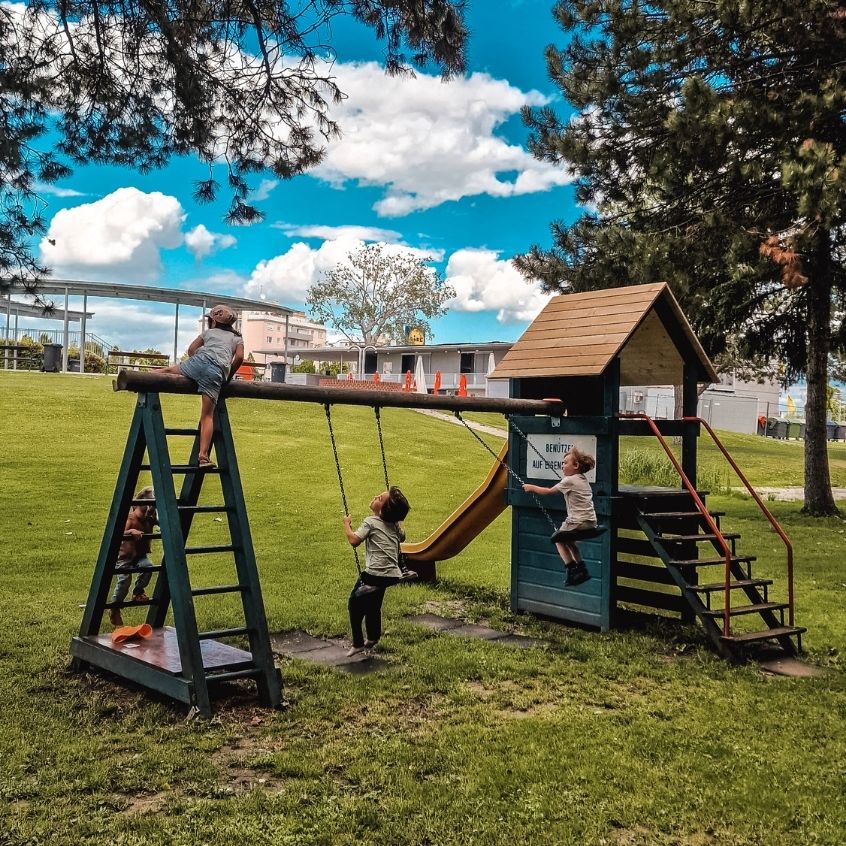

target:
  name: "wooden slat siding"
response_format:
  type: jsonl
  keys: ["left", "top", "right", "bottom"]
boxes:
{"left": 504, "top": 333, "right": 632, "bottom": 350}
{"left": 495, "top": 363, "right": 608, "bottom": 377}
{"left": 538, "top": 285, "right": 664, "bottom": 313}
{"left": 500, "top": 343, "right": 621, "bottom": 362}
{"left": 618, "top": 309, "right": 684, "bottom": 386}
{"left": 517, "top": 321, "right": 638, "bottom": 339}
{"left": 529, "top": 301, "right": 659, "bottom": 324}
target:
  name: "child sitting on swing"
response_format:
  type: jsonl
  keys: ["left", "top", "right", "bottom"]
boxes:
{"left": 523, "top": 447, "right": 597, "bottom": 587}
{"left": 342, "top": 486, "right": 415, "bottom": 656}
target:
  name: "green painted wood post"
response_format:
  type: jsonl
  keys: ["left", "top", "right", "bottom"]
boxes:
{"left": 74, "top": 401, "right": 146, "bottom": 647}
{"left": 213, "top": 401, "right": 282, "bottom": 708}
{"left": 682, "top": 364, "right": 699, "bottom": 489}
{"left": 142, "top": 393, "right": 211, "bottom": 716}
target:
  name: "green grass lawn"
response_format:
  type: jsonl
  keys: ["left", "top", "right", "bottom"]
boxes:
{"left": 2, "top": 372, "right": 845, "bottom": 846}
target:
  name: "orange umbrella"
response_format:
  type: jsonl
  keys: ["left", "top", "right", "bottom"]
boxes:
{"left": 373, "top": 371, "right": 381, "bottom": 383}
{"left": 457, "top": 374, "right": 468, "bottom": 397}
{"left": 433, "top": 370, "right": 442, "bottom": 393}
{"left": 404, "top": 370, "right": 413, "bottom": 392}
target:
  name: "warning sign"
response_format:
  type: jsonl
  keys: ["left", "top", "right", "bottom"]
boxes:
{"left": 525, "top": 435, "right": 597, "bottom": 482}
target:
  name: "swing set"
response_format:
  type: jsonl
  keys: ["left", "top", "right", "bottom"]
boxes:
{"left": 71, "top": 371, "right": 562, "bottom": 716}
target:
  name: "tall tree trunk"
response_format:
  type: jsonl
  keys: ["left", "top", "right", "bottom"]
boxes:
{"left": 802, "top": 231, "right": 839, "bottom": 516}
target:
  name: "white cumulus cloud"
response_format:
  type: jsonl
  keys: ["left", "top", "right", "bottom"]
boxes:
{"left": 39, "top": 187, "right": 185, "bottom": 282}
{"left": 273, "top": 222, "right": 403, "bottom": 243}
{"left": 185, "top": 224, "right": 237, "bottom": 260}
{"left": 310, "top": 62, "right": 572, "bottom": 216}
{"left": 445, "top": 248, "right": 551, "bottom": 324}
{"left": 244, "top": 238, "right": 442, "bottom": 305}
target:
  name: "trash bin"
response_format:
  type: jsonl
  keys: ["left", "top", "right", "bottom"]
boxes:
{"left": 766, "top": 417, "right": 778, "bottom": 437}
{"left": 799, "top": 423, "right": 806, "bottom": 439}
{"left": 42, "top": 343, "right": 62, "bottom": 372}
{"left": 787, "top": 420, "right": 800, "bottom": 440}
{"left": 826, "top": 422, "right": 837, "bottom": 441}
{"left": 269, "top": 362, "right": 287, "bottom": 383}
{"left": 68, "top": 359, "right": 80, "bottom": 373}
{"left": 836, "top": 424, "right": 846, "bottom": 442}
{"left": 774, "top": 420, "right": 788, "bottom": 439}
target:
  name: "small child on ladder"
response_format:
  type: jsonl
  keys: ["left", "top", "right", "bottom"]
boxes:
{"left": 523, "top": 447, "right": 597, "bottom": 587}
{"left": 342, "top": 487, "right": 416, "bottom": 656}
{"left": 160, "top": 303, "right": 244, "bottom": 469}
{"left": 108, "top": 486, "right": 157, "bottom": 626}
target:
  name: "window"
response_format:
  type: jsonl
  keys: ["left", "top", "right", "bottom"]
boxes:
{"left": 401, "top": 354, "right": 415, "bottom": 374}
{"left": 460, "top": 352, "right": 475, "bottom": 374}
{"left": 266, "top": 336, "right": 273, "bottom": 344}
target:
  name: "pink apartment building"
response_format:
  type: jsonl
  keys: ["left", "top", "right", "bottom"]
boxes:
{"left": 225, "top": 310, "right": 328, "bottom": 363}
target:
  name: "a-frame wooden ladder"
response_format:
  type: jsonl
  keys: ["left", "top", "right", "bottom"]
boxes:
{"left": 70, "top": 392, "right": 282, "bottom": 717}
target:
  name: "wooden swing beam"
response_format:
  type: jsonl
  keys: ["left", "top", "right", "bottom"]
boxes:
{"left": 114, "top": 371, "right": 564, "bottom": 416}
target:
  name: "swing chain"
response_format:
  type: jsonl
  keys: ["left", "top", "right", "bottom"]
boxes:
{"left": 374, "top": 406, "right": 390, "bottom": 490}
{"left": 453, "top": 412, "right": 559, "bottom": 533}
{"left": 323, "top": 403, "right": 361, "bottom": 574}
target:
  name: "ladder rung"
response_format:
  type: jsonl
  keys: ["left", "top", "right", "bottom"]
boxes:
{"left": 702, "top": 602, "right": 788, "bottom": 618}
{"left": 111, "top": 564, "right": 164, "bottom": 575}
{"left": 690, "top": 578, "right": 773, "bottom": 593}
{"left": 184, "top": 544, "right": 237, "bottom": 555}
{"left": 721, "top": 625, "right": 806, "bottom": 644}
{"left": 659, "top": 533, "right": 740, "bottom": 543}
{"left": 191, "top": 585, "right": 247, "bottom": 596}
{"left": 177, "top": 505, "right": 230, "bottom": 513}
{"left": 139, "top": 464, "right": 220, "bottom": 474}
{"left": 131, "top": 498, "right": 158, "bottom": 506}
{"left": 205, "top": 668, "right": 262, "bottom": 684}
{"left": 670, "top": 556, "right": 755, "bottom": 567}
{"left": 104, "top": 597, "right": 155, "bottom": 609}
{"left": 165, "top": 428, "right": 199, "bottom": 436}
{"left": 140, "top": 532, "right": 162, "bottom": 540}
{"left": 199, "top": 627, "right": 251, "bottom": 640}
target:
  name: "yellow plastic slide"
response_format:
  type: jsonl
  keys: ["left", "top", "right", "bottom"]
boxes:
{"left": 402, "top": 444, "right": 508, "bottom": 564}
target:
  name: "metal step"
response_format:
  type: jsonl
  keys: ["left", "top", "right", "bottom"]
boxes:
{"left": 191, "top": 585, "right": 247, "bottom": 596}
{"left": 164, "top": 428, "right": 199, "bottom": 436}
{"left": 670, "top": 555, "right": 755, "bottom": 567}
{"left": 689, "top": 578, "right": 773, "bottom": 593}
{"left": 721, "top": 625, "right": 806, "bottom": 644}
{"left": 644, "top": 510, "right": 726, "bottom": 521}
{"left": 658, "top": 533, "right": 740, "bottom": 543}
{"left": 702, "top": 602, "right": 788, "bottom": 618}
{"left": 177, "top": 505, "right": 229, "bottom": 513}
{"left": 184, "top": 544, "right": 237, "bottom": 555}
{"left": 198, "top": 626, "right": 251, "bottom": 640}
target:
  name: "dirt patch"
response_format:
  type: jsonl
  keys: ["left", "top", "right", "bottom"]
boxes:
{"left": 422, "top": 598, "right": 468, "bottom": 618}
{"left": 120, "top": 792, "right": 173, "bottom": 815}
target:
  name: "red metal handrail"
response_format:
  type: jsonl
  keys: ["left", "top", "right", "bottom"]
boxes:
{"left": 684, "top": 416, "right": 794, "bottom": 628}
{"left": 618, "top": 413, "right": 735, "bottom": 636}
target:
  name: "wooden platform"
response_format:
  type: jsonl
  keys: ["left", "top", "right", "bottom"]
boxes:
{"left": 70, "top": 626, "right": 255, "bottom": 706}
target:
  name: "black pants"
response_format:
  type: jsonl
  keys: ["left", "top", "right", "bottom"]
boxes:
{"left": 348, "top": 572, "right": 401, "bottom": 647}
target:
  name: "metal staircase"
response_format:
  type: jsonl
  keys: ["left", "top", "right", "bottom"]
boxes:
{"left": 70, "top": 393, "right": 282, "bottom": 716}
{"left": 618, "top": 414, "right": 805, "bottom": 660}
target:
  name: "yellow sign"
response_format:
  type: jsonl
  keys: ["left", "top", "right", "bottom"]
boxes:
{"left": 407, "top": 327, "right": 425, "bottom": 345}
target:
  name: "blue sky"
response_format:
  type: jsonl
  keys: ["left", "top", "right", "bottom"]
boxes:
{"left": 20, "top": 1, "right": 582, "bottom": 354}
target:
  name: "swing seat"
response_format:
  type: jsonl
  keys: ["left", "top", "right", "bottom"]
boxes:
{"left": 549, "top": 525, "right": 607, "bottom": 545}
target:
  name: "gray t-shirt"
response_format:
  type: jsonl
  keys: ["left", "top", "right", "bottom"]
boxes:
{"left": 201, "top": 328, "right": 241, "bottom": 376}
{"left": 355, "top": 516, "right": 406, "bottom": 577}
{"left": 554, "top": 473, "right": 596, "bottom": 524}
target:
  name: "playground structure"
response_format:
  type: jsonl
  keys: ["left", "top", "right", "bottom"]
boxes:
{"left": 72, "top": 282, "right": 803, "bottom": 715}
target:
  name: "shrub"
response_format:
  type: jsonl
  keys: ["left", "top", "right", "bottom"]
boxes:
{"left": 619, "top": 448, "right": 727, "bottom": 494}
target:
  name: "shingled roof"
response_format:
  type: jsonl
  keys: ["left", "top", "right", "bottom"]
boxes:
{"left": 491, "top": 282, "right": 717, "bottom": 385}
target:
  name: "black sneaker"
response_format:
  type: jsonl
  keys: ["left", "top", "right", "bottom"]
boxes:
{"left": 565, "top": 564, "right": 590, "bottom": 587}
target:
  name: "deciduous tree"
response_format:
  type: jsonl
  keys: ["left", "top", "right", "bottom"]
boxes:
{"left": 307, "top": 243, "right": 454, "bottom": 346}
{"left": 0, "top": 0, "right": 467, "bottom": 295}
{"left": 517, "top": 0, "right": 846, "bottom": 515}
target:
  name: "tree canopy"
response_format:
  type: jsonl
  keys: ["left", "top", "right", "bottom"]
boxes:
{"left": 0, "top": 0, "right": 467, "bottom": 295}
{"left": 306, "top": 243, "right": 455, "bottom": 346}
{"left": 518, "top": 0, "right": 846, "bottom": 515}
